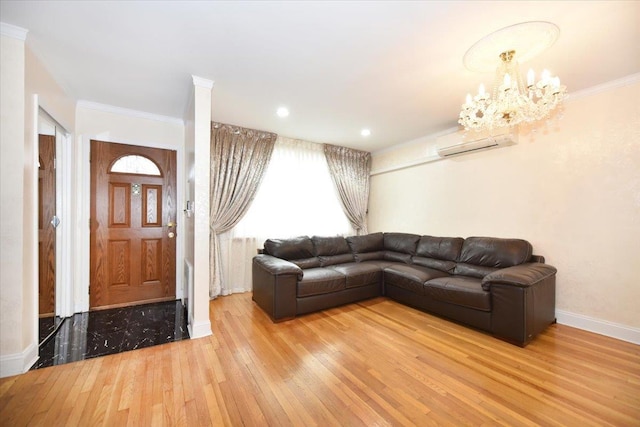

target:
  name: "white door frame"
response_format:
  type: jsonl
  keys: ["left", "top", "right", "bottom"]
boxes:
{"left": 38, "top": 107, "right": 74, "bottom": 318}
{"left": 78, "top": 135, "right": 185, "bottom": 312}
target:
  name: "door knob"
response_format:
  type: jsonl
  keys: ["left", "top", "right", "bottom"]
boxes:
{"left": 50, "top": 216, "right": 60, "bottom": 228}
{"left": 168, "top": 231, "right": 175, "bottom": 239}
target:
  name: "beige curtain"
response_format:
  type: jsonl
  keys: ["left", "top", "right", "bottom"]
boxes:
{"left": 323, "top": 144, "right": 371, "bottom": 235}
{"left": 210, "top": 122, "right": 276, "bottom": 298}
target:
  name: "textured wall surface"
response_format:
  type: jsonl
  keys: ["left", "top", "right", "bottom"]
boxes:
{"left": 369, "top": 79, "right": 640, "bottom": 328}
{"left": 0, "top": 34, "right": 26, "bottom": 357}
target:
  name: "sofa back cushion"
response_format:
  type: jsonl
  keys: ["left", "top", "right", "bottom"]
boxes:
{"left": 347, "top": 232, "right": 384, "bottom": 253}
{"left": 347, "top": 232, "right": 385, "bottom": 262}
{"left": 416, "top": 236, "right": 464, "bottom": 261}
{"left": 454, "top": 237, "right": 533, "bottom": 278}
{"left": 312, "top": 235, "right": 355, "bottom": 266}
{"left": 412, "top": 236, "right": 463, "bottom": 273}
{"left": 264, "top": 236, "right": 321, "bottom": 269}
{"left": 382, "top": 232, "right": 420, "bottom": 264}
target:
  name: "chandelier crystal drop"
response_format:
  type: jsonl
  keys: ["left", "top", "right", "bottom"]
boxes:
{"left": 458, "top": 49, "right": 566, "bottom": 131}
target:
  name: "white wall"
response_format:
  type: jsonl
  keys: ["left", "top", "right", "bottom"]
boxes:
{"left": 25, "top": 47, "right": 75, "bottom": 131}
{"left": 0, "top": 28, "right": 33, "bottom": 377}
{"left": 369, "top": 77, "right": 640, "bottom": 337}
{"left": 74, "top": 105, "right": 186, "bottom": 311}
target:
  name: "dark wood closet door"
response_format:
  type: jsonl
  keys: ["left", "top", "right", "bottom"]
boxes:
{"left": 38, "top": 134, "right": 56, "bottom": 316}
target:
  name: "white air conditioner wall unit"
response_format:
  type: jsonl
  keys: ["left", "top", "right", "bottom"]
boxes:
{"left": 436, "top": 127, "right": 518, "bottom": 158}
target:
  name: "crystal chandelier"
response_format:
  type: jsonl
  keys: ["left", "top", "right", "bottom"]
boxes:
{"left": 458, "top": 22, "right": 567, "bottom": 132}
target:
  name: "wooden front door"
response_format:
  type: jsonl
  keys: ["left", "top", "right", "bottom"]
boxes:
{"left": 90, "top": 140, "right": 177, "bottom": 309}
{"left": 38, "top": 134, "right": 56, "bottom": 316}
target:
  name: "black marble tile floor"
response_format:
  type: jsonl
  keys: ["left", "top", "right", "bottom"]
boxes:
{"left": 39, "top": 316, "right": 63, "bottom": 344}
{"left": 31, "top": 300, "right": 189, "bottom": 370}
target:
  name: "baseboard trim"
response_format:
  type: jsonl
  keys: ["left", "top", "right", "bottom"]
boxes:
{"left": 0, "top": 342, "right": 38, "bottom": 378}
{"left": 188, "top": 320, "right": 213, "bottom": 339}
{"left": 556, "top": 310, "right": 640, "bottom": 345}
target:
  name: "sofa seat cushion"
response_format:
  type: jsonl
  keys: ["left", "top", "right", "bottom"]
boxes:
{"left": 297, "top": 268, "right": 346, "bottom": 297}
{"left": 329, "top": 262, "right": 382, "bottom": 289}
{"left": 384, "top": 265, "right": 449, "bottom": 295}
{"left": 424, "top": 276, "right": 490, "bottom": 311}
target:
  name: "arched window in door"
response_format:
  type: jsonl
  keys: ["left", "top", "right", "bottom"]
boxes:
{"left": 109, "top": 155, "right": 161, "bottom": 176}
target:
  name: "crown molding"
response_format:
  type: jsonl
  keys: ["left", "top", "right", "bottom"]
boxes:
{"left": 192, "top": 75, "right": 214, "bottom": 89}
{"left": 566, "top": 72, "right": 640, "bottom": 102}
{"left": 77, "top": 100, "right": 184, "bottom": 126}
{"left": 0, "top": 22, "right": 29, "bottom": 40}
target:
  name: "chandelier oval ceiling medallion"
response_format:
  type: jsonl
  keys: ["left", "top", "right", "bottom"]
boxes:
{"left": 458, "top": 21, "right": 567, "bottom": 132}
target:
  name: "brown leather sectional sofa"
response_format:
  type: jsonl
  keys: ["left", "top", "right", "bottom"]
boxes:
{"left": 252, "top": 232, "right": 557, "bottom": 346}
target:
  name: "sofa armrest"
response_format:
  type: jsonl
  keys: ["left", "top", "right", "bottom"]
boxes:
{"left": 253, "top": 254, "right": 303, "bottom": 278}
{"left": 481, "top": 263, "right": 557, "bottom": 291}
{"left": 252, "top": 255, "right": 302, "bottom": 322}
{"left": 485, "top": 263, "right": 557, "bottom": 346}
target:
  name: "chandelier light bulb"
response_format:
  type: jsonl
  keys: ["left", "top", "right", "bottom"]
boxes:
{"left": 527, "top": 69, "right": 535, "bottom": 87}
{"left": 503, "top": 73, "right": 511, "bottom": 88}
{"left": 540, "top": 69, "right": 551, "bottom": 87}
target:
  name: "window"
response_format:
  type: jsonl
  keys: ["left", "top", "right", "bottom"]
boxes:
{"left": 110, "top": 155, "right": 161, "bottom": 176}
{"left": 233, "top": 137, "right": 353, "bottom": 238}
{"left": 217, "top": 137, "right": 354, "bottom": 295}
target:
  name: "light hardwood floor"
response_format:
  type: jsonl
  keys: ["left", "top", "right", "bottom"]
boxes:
{"left": 1, "top": 293, "right": 639, "bottom": 426}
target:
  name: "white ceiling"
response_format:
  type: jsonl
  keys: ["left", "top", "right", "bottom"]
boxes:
{"left": 2, "top": 1, "right": 638, "bottom": 152}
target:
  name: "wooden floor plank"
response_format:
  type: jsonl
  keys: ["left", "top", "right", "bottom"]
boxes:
{"left": 1, "top": 294, "right": 639, "bottom": 426}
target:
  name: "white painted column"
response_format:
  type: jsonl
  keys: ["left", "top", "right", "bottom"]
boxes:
{"left": 0, "top": 22, "right": 38, "bottom": 378}
{"left": 188, "top": 75, "right": 213, "bottom": 338}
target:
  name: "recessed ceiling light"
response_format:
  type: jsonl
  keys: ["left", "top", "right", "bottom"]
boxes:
{"left": 361, "top": 128, "right": 371, "bottom": 137}
{"left": 276, "top": 107, "right": 289, "bottom": 118}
